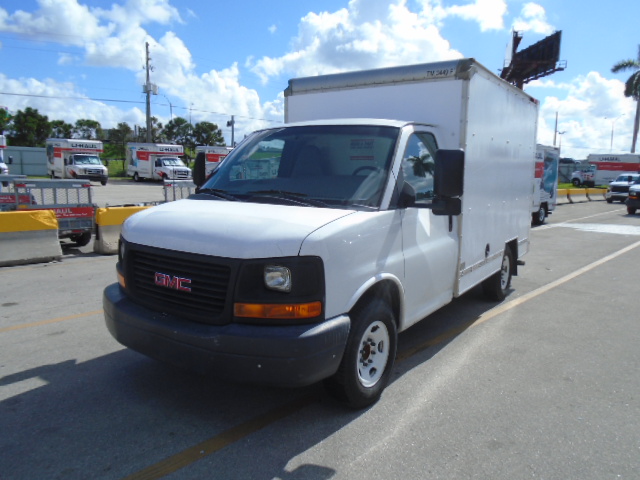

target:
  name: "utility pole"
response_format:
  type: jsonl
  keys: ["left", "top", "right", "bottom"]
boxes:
{"left": 227, "top": 115, "right": 235, "bottom": 147}
{"left": 143, "top": 42, "right": 158, "bottom": 143}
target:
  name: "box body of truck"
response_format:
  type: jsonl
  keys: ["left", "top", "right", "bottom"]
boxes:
{"left": 195, "top": 145, "right": 233, "bottom": 176}
{"left": 126, "top": 143, "right": 191, "bottom": 182}
{"left": 531, "top": 144, "right": 559, "bottom": 225}
{"left": 104, "top": 59, "right": 538, "bottom": 407}
{"left": 46, "top": 139, "right": 108, "bottom": 185}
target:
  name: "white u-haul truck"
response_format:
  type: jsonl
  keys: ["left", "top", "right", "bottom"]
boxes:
{"left": 46, "top": 139, "right": 108, "bottom": 185}
{"left": 531, "top": 144, "right": 559, "bottom": 225}
{"left": 195, "top": 145, "right": 233, "bottom": 176}
{"left": 571, "top": 153, "right": 640, "bottom": 187}
{"left": 104, "top": 59, "right": 538, "bottom": 408}
{"left": 126, "top": 143, "right": 191, "bottom": 182}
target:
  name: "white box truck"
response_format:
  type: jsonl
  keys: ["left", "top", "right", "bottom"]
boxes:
{"left": 531, "top": 144, "right": 559, "bottom": 225}
{"left": 571, "top": 153, "right": 640, "bottom": 187}
{"left": 46, "top": 139, "right": 108, "bottom": 185}
{"left": 126, "top": 143, "right": 191, "bottom": 182}
{"left": 104, "top": 59, "right": 538, "bottom": 408}
{"left": 195, "top": 145, "right": 233, "bottom": 176}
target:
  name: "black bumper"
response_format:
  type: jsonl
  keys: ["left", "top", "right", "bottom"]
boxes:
{"left": 103, "top": 283, "right": 350, "bottom": 387}
{"left": 626, "top": 197, "right": 640, "bottom": 208}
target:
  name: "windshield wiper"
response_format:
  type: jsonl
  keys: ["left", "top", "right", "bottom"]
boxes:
{"left": 195, "top": 188, "right": 239, "bottom": 201}
{"left": 247, "top": 190, "right": 328, "bottom": 208}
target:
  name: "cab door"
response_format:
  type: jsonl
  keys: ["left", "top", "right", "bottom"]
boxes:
{"left": 397, "top": 129, "right": 459, "bottom": 329}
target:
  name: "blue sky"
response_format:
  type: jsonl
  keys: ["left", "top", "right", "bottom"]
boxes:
{"left": 0, "top": 0, "right": 638, "bottom": 159}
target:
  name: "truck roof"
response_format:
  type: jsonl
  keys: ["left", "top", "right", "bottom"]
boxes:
{"left": 281, "top": 118, "right": 430, "bottom": 129}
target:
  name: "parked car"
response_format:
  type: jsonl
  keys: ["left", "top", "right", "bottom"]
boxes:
{"left": 625, "top": 178, "right": 640, "bottom": 214}
{"left": 605, "top": 173, "right": 640, "bottom": 203}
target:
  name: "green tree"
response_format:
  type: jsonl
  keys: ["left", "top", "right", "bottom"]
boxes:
{"left": 74, "top": 118, "right": 103, "bottom": 140}
{"left": 162, "top": 117, "right": 192, "bottom": 146}
{"left": 0, "top": 108, "right": 12, "bottom": 134}
{"left": 108, "top": 122, "right": 133, "bottom": 169}
{"left": 7, "top": 107, "right": 50, "bottom": 147}
{"left": 136, "top": 117, "right": 164, "bottom": 143}
{"left": 193, "top": 121, "right": 225, "bottom": 147}
{"left": 50, "top": 120, "right": 74, "bottom": 139}
{"left": 612, "top": 45, "right": 640, "bottom": 153}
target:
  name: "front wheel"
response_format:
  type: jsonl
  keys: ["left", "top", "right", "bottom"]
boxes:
{"left": 572, "top": 178, "right": 581, "bottom": 187}
{"left": 628, "top": 206, "right": 637, "bottom": 215}
{"left": 133, "top": 172, "right": 140, "bottom": 182}
{"left": 482, "top": 247, "right": 513, "bottom": 301}
{"left": 324, "top": 299, "right": 397, "bottom": 409}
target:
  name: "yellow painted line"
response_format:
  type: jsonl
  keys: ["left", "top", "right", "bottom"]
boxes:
{"left": 0, "top": 310, "right": 103, "bottom": 333}
{"left": 122, "top": 395, "right": 316, "bottom": 480}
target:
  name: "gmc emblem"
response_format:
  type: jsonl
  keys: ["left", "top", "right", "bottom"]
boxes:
{"left": 154, "top": 272, "right": 192, "bottom": 292}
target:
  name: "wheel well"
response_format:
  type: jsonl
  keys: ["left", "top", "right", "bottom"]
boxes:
{"left": 350, "top": 280, "right": 401, "bottom": 329}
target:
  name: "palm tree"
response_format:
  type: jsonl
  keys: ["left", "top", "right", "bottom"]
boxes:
{"left": 612, "top": 45, "right": 640, "bottom": 153}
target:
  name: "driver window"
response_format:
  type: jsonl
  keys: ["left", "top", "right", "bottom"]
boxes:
{"left": 402, "top": 132, "right": 437, "bottom": 204}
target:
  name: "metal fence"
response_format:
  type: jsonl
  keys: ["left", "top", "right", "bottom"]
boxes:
{"left": 163, "top": 180, "right": 197, "bottom": 202}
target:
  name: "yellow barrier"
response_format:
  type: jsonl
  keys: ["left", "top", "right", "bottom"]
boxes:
{"left": 0, "top": 210, "right": 62, "bottom": 266}
{"left": 557, "top": 188, "right": 607, "bottom": 204}
{"left": 93, "top": 206, "right": 150, "bottom": 255}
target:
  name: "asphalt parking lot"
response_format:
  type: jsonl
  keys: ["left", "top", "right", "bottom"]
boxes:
{"left": 1, "top": 192, "right": 639, "bottom": 480}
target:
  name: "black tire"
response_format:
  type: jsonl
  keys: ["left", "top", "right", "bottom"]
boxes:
{"left": 50, "top": 172, "right": 55, "bottom": 179}
{"left": 628, "top": 206, "right": 637, "bottom": 215}
{"left": 101, "top": 178, "right": 108, "bottom": 186}
{"left": 532, "top": 206, "right": 546, "bottom": 226}
{"left": 572, "top": 178, "right": 581, "bottom": 187}
{"left": 133, "top": 172, "right": 140, "bottom": 182}
{"left": 71, "top": 232, "right": 92, "bottom": 247}
{"left": 324, "top": 299, "right": 397, "bottom": 409}
{"left": 606, "top": 198, "right": 613, "bottom": 204}
{"left": 482, "top": 247, "right": 513, "bottom": 301}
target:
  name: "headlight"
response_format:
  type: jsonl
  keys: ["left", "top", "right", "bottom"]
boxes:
{"left": 264, "top": 265, "right": 292, "bottom": 292}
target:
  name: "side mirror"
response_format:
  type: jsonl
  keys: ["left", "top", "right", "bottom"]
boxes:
{"left": 431, "top": 149, "right": 464, "bottom": 217}
{"left": 434, "top": 149, "right": 464, "bottom": 197}
{"left": 193, "top": 152, "right": 206, "bottom": 187}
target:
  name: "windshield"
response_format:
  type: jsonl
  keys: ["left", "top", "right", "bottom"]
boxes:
{"left": 73, "top": 155, "right": 101, "bottom": 165}
{"left": 161, "top": 157, "right": 185, "bottom": 166}
{"left": 198, "top": 125, "right": 399, "bottom": 210}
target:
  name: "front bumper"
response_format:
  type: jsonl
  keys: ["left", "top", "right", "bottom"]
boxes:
{"left": 103, "top": 283, "right": 350, "bottom": 387}
{"left": 625, "top": 196, "right": 640, "bottom": 208}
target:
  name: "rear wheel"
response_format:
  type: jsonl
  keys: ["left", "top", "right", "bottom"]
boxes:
{"left": 532, "top": 206, "right": 546, "bottom": 225}
{"left": 324, "top": 299, "right": 397, "bottom": 409}
{"left": 572, "top": 178, "right": 581, "bottom": 187}
{"left": 482, "top": 247, "right": 513, "bottom": 301}
{"left": 133, "top": 172, "right": 140, "bottom": 182}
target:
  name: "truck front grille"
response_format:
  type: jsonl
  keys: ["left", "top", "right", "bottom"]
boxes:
{"left": 126, "top": 244, "right": 236, "bottom": 325}
{"left": 611, "top": 185, "right": 630, "bottom": 194}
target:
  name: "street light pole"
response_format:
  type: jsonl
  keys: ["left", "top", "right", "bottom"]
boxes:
{"left": 611, "top": 114, "right": 625, "bottom": 152}
{"left": 558, "top": 131, "right": 566, "bottom": 154}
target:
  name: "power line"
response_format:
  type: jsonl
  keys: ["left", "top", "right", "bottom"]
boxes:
{"left": 0, "top": 91, "right": 283, "bottom": 124}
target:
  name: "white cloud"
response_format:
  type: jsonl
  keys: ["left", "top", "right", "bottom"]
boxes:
{"left": 529, "top": 72, "right": 635, "bottom": 158}
{"left": 512, "top": 2, "right": 554, "bottom": 35}
{"left": 249, "top": 0, "right": 463, "bottom": 84}
{"left": 443, "top": 0, "right": 507, "bottom": 32}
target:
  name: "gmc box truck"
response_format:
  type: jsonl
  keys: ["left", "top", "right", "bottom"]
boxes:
{"left": 104, "top": 59, "right": 538, "bottom": 408}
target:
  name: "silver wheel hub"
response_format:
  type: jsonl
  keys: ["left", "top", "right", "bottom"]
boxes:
{"left": 357, "top": 320, "right": 390, "bottom": 388}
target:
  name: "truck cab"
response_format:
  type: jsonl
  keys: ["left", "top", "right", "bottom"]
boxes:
{"left": 65, "top": 153, "right": 108, "bottom": 185}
